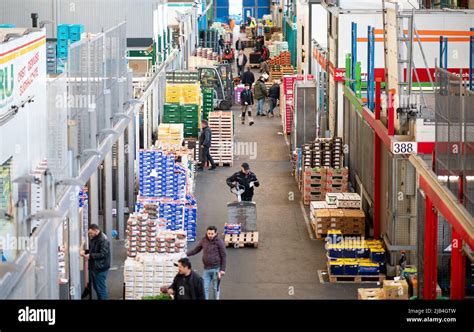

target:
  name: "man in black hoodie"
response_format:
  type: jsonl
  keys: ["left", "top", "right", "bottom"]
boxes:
{"left": 198, "top": 119, "right": 216, "bottom": 171}
{"left": 80, "top": 224, "right": 110, "bottom": 300}
{"left": 226, "top": 162, "right": 260, "bottom": 201}
{"left": 168, "top": 258, "right": 205, "bottom": 300}
{"left": 240, "top": 67, "right": 255, "bottom": 87}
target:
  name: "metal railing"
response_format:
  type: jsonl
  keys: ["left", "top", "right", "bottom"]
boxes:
{"left": 434, "top": 67, "right": 474, "bottom": 217}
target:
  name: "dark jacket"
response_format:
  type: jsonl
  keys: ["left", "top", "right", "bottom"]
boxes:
{"left": 268, "top": 84, "right": 280, "bottom": 100}
{"left": 226, "top": 171, "right": 260, "bottom": 200}
{"left": 218, "top": 38, "right": 224, "bottom": 48}
{"left": 237, "top": 53, "right": 248, "bottom": 67}
{"left": 235, "top": 39, "right": 244, "bottom": 51}
{"left": 89, "top": 231, "right": 111, "bottom": 272}
{"left": 169, "top": 271, "right": 205, "bottom": 300}
{"left": 254, "top": 80, "right": 268, "bottom": 100}
{"left": 240, "top": 89, "right": 254, "bottom": 106}
{"left": 187, "top": 236, "right": 227, "bottom": 271}
{"left": 199, "top": 126, "right": 212, "bottom": 148}
{"left": 240, "top": 70, "right": 255, "bottom": 86}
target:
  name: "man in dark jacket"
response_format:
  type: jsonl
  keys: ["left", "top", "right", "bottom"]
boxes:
{"left": 240, "top": 67, "right": 255, "bottom": 87}
{"left": 226, "top": 162, "right": 260, "bottom": 201}
{"left": 267, "top": 80, "right": 280, "bottom": 118}
{"left": 240, "top": 84, "right": 254, "bottom": 126}
{"left": 80, "top": 224, "right": 111, "bottom": 300}
{"left": 235, "top": 37, "right": 244, "bottom": 52}
{"left": 168, "top": 258, "right": 205, "bottom": 300}
{"left": 187, "top": 226, "right": 227, "bottom": 300}
{"left": 218, "top": 35, "right": 224, "bottom": 54}
{"left": 236, "top": 50, "right": 248, "bottom": 77}
{"left": 198, "top": 120, "right": 216, "bottom": 171}
{"left": 254, "top": 76, "right": 268, "bottom": 116}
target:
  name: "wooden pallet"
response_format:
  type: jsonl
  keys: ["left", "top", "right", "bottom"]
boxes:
{"left": 224, "top": 232, "right": 259, "bottom": 248}
{"left": 216, "top": 161, "right": 233, "bottom": 167}
{"left": 249, "top": 63, "right": 261, "bottom": 69}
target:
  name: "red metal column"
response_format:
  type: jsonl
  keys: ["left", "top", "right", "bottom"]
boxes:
{"left": 451, "top": 172, "right": 465, "bottom": 299}
{"left": 388, "top": 90, "right": 395, "bottom": 136}
{"left": 423, "top": 195, "right": 438, "bottom": 300}
{"left": 373, "top": 79, "right": 382, "bottom": 239}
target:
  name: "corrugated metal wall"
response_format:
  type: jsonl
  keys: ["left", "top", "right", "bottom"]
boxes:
{"left": 0, "top": 0, "right": 156, "bottom": 38}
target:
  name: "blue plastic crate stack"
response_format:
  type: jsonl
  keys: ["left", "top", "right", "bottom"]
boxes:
{"left": 138, "top": 150, "right": 186, "bottom": 199}
{"left": 326, "top": 230, "right": 385, "bottom": 276}
{"left": 224, "top": 223, "right": 241, "bottom": 235}
{"left": 137, "top": 148, "right": 197, "bottom": 241}
{"left": 78, "top": 187, "right": 89, "bottom": 242}
{"left": 56, "top": 24, "right": 84, "bottom": 73}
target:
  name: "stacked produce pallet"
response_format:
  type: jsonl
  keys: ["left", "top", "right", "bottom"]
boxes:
{"left": 270, "top": 65, "right": 294, "bottom": 81}
{"left": 124, "top": 252, "right": 184, "bottom": 299}
{"left": 157, "top": 123, "right": 184, "bottom": 146}
{"left": 280, "top": 75, "right": 304, "bottom": 134}
{"left": 202, "top": 88, "right": 214, "bottom": 120}
{"left": 302, "top": 167, "right": 349, "bottom": 204}
{"left": 163, "top": 103, "right": 200, "bottom": 139}
{"left": 309, "top": 192, "right": 361, "bottom": 235}
{"left": 326, "top": 231, "right": 386, "bottom": 283}
{"left": 267, "top": 50, "right": 291, "bottom": 66}
{"left": 301, "top": 137, "right": 345, "bottom": 170}
{"left": 208, "top": 111, "right": 233, "bottom": 166}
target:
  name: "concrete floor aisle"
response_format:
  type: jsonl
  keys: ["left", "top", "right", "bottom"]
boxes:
{"left": 190, "top": 60, "right": 362, "bottom": 298}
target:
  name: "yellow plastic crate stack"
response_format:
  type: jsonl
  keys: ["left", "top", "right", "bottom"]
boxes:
{"left": 181, "top": 83, "right": 200, "bottom": 105}
{"left": 157, "top": 123, "right": 184, "bottom": 146}
{"left": 165, "top": 84, "right": 182, "bottom": 103}
{"left": 165, "top": 83, "right": 201, "bottom": 105}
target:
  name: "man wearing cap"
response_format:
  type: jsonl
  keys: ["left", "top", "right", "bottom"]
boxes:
{"left": 226, "top": 163, "right": 260, "bottom": 202}
{"left": 167, "top": 257, "right": 205, "bottom": 300}
{"left": 198, "top": 119, "right": 217, "bottom": 171}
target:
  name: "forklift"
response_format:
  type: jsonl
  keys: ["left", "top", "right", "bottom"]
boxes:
{"left": 197, "top": 63, "right": 234, "bottom": 110}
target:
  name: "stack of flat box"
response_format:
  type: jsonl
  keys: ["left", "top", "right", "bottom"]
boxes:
{"left": 311, "top": 208, "right": 365, "bottom": 238}
{"left": 325, "top": 167, "right": 349, "bottom": 193}
{"left": 302, "top": 167, "right": 349, "bottom": 204}
{"left": 208, "top": 111, "right": 233, "bottom": 166}
{"left": 157, "top": 123, "right": 184, "bottom": 146}
{"left": 268, "top": 50, "right": 291, "bottom": 66}
{"left": 124, "top": 253, "right": 183, "bottom": 300}
{"left": 310, "top": 138, "right": 344, "bottom": 168}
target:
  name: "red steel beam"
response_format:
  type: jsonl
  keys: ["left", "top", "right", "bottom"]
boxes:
{"left": 373, "top": 79, "right": 382, "bottom": 239}
{"left": 423, "top": 194, "right": 438, "bottom": 300}
{"left": 451, "top": 172, "right": 466, "bottom": 299}
{"left": 419, "top": 175, "right": 474, "bottom": 250}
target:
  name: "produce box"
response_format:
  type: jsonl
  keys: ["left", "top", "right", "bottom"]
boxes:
{"left": 383, "top": 280, "right": 409, "bottom": 300}
{"left": 358, "top": 288, "right": 385, "bottom": 300}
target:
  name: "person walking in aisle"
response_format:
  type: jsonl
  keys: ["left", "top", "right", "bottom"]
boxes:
{"left": 267, "top": 80, "right": 280, "bottom": 118}
{"left": 260, "top": 59, "right": 270, "bottom": 76}
{"left": 240, "top": 83, "right": 254, "bottom": 126}
{"left": 226, "top": 162, "right": 260, "bottom": 202}
{"left": 80, "top": 224, "right": 110, "bottom": 300}
{"left": 236, "top": 50, "right": 248, "bottom": 77}
{"left": 186, "top": 226, "right": 227, "bottom": 300}
{"left": 240, "top": 66, "right": 255, "bottom": 87}
{"left": 235, "top": 37, "right": 244, "bottom": 52}
{"left": 218, "top": 35, "right": 225, "bottom": 55}
{"left": 198, "top": 119, "right": 216, "bottom": 171}
{"left": 254, "top": 76, "right": 268, "bottom": 116}
{"left": 167, "top": 257, "right": 205, "bottom": 300}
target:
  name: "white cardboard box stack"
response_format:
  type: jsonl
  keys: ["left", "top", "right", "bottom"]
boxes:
{"left": 124, "top": 253, "right": 185, "bottom": 300}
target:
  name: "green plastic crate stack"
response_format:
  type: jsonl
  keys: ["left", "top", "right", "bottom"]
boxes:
{"left": 163, "top": 103, "right": 199, "bottom": 138}
{"left": 202, "top": 88, "right": 214, "bottom": 121}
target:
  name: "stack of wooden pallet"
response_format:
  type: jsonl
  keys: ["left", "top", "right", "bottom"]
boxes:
{"left": 224, "top": 232, "right": 259, "bottom": 248}
{"left": 208, "top": 111, "right": 233, "bottom": 166}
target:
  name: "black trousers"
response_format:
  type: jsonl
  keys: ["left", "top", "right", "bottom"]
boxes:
{"left": 201, "top": 146, "right": 215, "bottom": 167}
{"left": 241, "top": 195, "right": 253, "bottom": 202}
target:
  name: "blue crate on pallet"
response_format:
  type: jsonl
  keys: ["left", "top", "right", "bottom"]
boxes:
{"left": 358, "top": 263, "right": 380, "bottom": 276}
{"left": 329, "top": 261, "right": 344, "bottom": 275}
{"left": 343, "top": 247, "right": 358, "bottom": 259}
{"left": 343, "top": 261, "right": 359, "bottom": 275}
